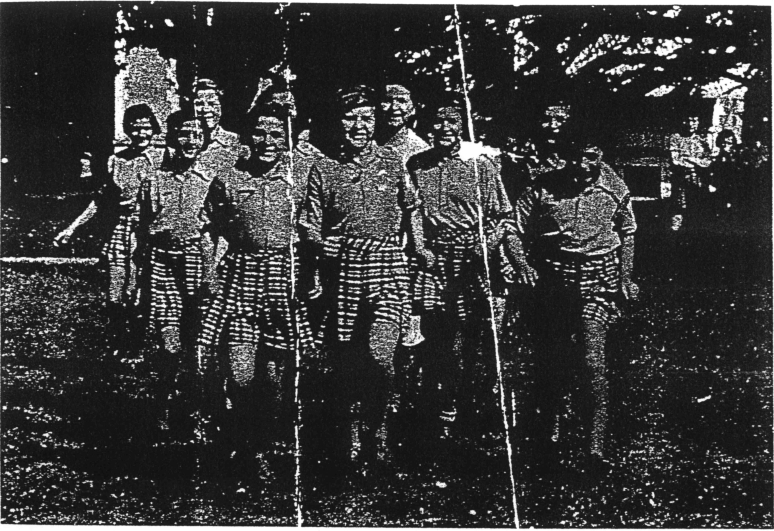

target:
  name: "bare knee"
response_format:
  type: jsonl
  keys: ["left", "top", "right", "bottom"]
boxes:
{"left": 230, "top": 343, "right": 257, "bottom": 387}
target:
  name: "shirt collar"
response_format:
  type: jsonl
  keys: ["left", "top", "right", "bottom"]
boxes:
{"left": 338, "top": 141, "right": 377, "bottom": 167}
{"left": 242, "top": 152, "right": 294, "bottom": 185}
{"left": 172, "top": 167, "right": 207, "bottom": 183}
{"left": 386, "top": 127, "right": 410, "bottom": 147}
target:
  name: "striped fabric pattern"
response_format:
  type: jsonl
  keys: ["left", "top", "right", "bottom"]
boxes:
{"left": 198, "top": 248, "right": 313, "bottom": 350}
{"left": 103, "top": 212, "right": 136, "bottom": 265}
{"left": 149, "top": 238, "right": 204, "bottom": 328}
{"left": 333, "top": 235, "right": 410, "bottom": 343}
{"left": 103, "top": 211, "right": 139, "bottom": 304}
{"left": 541, "top": 250, "right": 621, "bottom": 326}
{"left": 413, "top": 229, "right": 488, "bottom": 321}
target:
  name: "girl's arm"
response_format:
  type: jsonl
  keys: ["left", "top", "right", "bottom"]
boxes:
{"left": 54, "top": 201, "right": 98, "bottom": 246}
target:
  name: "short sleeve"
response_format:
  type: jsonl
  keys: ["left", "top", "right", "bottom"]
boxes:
{"left": 299, "top": 163, "right": 324, "bottom": 245}
{"left": 399, "top": 160, "right": 421, "bottom": 212}
{"left": 481, "top": 157, "right": 513, "bottom": 221}
{"left": 614, "top": 192, "right": 637, "bottom": 236}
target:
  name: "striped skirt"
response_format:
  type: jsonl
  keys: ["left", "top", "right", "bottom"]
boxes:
{"left": 412, "top": 231, "right": 488, "bottom": 321}
{"left": 330, "top": 236, "right": 410, "bottom": 343}
{"left": 537, "top": 249, "right": 622, "bottom": 327}
{"left": 103, "top": 212, "right": 136, "bottom": 264}
{"left": 198, "top": 248, "right": 312, "bottom": 350}
{"left": 102, "top": 212, "right": 138, "bottom": 304}
{"left": 149, "top": 238, "right": 204, "bottom": 328}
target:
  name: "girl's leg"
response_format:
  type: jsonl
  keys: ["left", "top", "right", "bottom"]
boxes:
{"left": 362, "top": 321, "right": 400, "bottom": 465}
{"left": 581, "top": 317, "right": 609, "bottom": 460}
{"left": 157, "top": 325, "right": 181, "bottom": 430}
{"left": 225, "top": 343, "right": 259, "bottom": 480}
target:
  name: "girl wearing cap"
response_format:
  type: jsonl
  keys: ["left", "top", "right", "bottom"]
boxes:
{"left": 406, "top": 97, "right": 512, "bottom": 444}
{"left": 136, "top": 106, "right": 216, "bottom": 431}
{"left": 197, "top": 93, "right": 314, "bottom": 488}
{"left": 505, "top": 138, "right": 638, "bottom": 480}
{"left": 301, "top": 85, "right": 432, "bottom": 480}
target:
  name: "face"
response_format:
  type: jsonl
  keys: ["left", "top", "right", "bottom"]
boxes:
{"left": 720, "top": 136, "right": 735, "bottom": 152}
{"left": 545, "top": 116, "right": 565, "bottom": 134}
{"left": 252, "top": 116, "right": 287, "bottom": 163}
{"left": 341, "top": 106, "right": 376, "bottom": 150}
{"left": 432, "top": 107, "right": 463, "bottom": 149}
{"left": 542, "top": 107, "right": 568, "bottom": 135}
{"left": 194, "top": 89, "right": 222, "bottom": 131}
{"left": 686, "top": 116, "right": 699, "bottom": 134}
{"left": 127, "top": 117, "right": 154, "bottom": 149}
{"left": 579, "top": 147, "right": 602, "bottom": 183}
{"left": 176, "top": 119, "right": 204, "bottom": 159}
{"left": 381, "top": 88, "right": 415, "bottom": 130}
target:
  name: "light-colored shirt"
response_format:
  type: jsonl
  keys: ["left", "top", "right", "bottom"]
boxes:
{"left": 513, "top": 163, "right": 636, "bottom": 256}
{"left": 408, "top": 148, "right": 512, "bottom": 240}
{"left": 206, "top": 151, "right": 313, "bottom": 251}
{"left": 384, "top": 127, "right": 430, "bottom": 164}
{"left": 198, "top": 126, "right": 246, "bottom": 175}
{"left": 140, "top": 167, "right": 212, "bottom": 242}
{"left": 301, "top": 141, "right": 420, "bottom": 244}
{"left": 107, "top": 147, "right": 164, "bottom": 205}
{"left": 670, "top": 133, "right": 710, "bottom": 168}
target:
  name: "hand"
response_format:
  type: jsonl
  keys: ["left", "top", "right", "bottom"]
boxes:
{"left": 490, "top": 219, "right": 517, "bottom": 248}
{"left": 417, "top": 248, "right": 436, "bottom": 269}
{"left": 54, "top": 228, "right": 74, "bottom": 247}
{"left": 514, "top": 260, "right": 538, "bottom": 287}
{"left": 623, "top": 280, "right": 640, "bottom": 301}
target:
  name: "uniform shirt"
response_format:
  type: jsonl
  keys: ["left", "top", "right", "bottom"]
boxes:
{"left": 301, "top": 141, "right": 420, "bottom": 244}
{"left": 407, "top": 148, "right": 512, "bottom": 240}
{"left": 670, "top": 133, "right": 710, "bottom": 168}
{"left": 513, "top": 163, "right": 636, "bottom": 256}
{"left": 384, "top": 127, "right": 429, "bottom": 164}
{"left": 206, "top": 151, "right": 312, "bottom": 251}
{"left": 106, "top": 147, "right": 164, "bottom": 205}
{"left": 198, "top": 126, "right": 246, "bottom": 175}
{"left": 140, "top": 166, "right": 212, "bottom": 242}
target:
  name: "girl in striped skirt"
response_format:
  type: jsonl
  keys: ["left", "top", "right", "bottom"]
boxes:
{"left": 54, "top": 104, "right": 163, "bottom": 352}
{"left": 136, "top": 105, "right": 216, "bottom": 431}
{"left": 406, "top": 98, "right": 513, "bottom": 443}
{"left": 506, "top": 138, "right": 638, "bottom": 480}
{"left": 197, "top": 93, "right": 313, "bottom": 489}
{"left": 301, "top": 86, "right": 433, "bottom": 480}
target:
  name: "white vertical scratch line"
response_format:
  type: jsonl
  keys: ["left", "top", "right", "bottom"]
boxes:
{"left": 281, "top": 20, "right": 304, "bottom": 525}
{"left": 454, "top": 5, "right": 520, "bottom": 528}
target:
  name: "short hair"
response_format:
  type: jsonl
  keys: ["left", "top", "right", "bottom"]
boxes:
{"left": 424, "top": 93, "right": 465, "bottom": 130}
{"left": 716, "top": 129, "right": 736, "bottom": 148}
{"left": 428, "top": 92, "right": 464, "bottom": 115}
{"left": 337, "top": 85, "right": 376, "bottom": 114}
{"left": 123, "top": 103, "right": 160, "bottom": 136}
{"left": 166, "top": 102, "right": 200, "bottom": 140}
{"left": 193, "top": 78, "right": 223, "bottom": 97}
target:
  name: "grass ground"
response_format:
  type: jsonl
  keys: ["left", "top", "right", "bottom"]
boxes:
{"left": 1, "top": 196, "right": 771, "bottom": 526}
